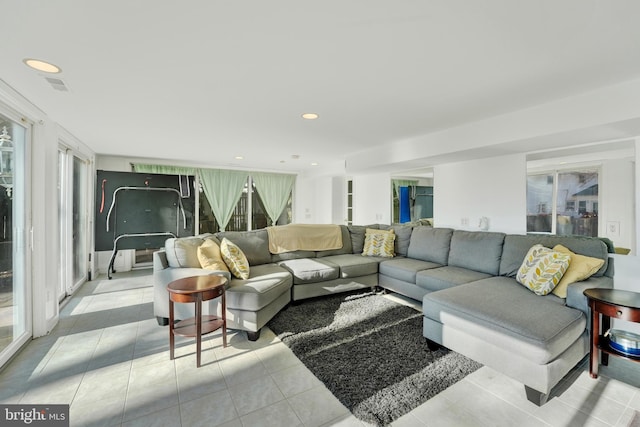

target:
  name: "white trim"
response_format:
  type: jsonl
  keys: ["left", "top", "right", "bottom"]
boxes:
{"left": 0, "top": 80, "right": 46, "bottom": 124}
{"left": 635, "top": 138, "right": 640, "bottom": 255}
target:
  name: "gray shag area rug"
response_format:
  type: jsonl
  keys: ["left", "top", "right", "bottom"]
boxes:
{"left": 267, "top": 291, "right": 482, "bottom": 426}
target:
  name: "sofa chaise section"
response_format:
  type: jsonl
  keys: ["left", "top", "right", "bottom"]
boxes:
{"left": 423, "top": 233, "right": 613, "bottom": 405}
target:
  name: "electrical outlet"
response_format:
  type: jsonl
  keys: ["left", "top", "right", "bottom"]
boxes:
{"left": 461, "top": 217, "right": 469, "bottom": 226}
{"left": 607, "top": 221, "right": 620, "bottom": 236}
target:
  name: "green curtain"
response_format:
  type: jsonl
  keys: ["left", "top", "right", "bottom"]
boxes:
{"left": 132, "top": 163, "right": 196, "bottom": 175}
{"left": 198, "top": 168, "right": 249, "bottom": 231}
{"left": 252, "top": 172, "right": 295, "bottom": 226}
{"left": 392, "top": 179, "right": 419, "bottom": 198}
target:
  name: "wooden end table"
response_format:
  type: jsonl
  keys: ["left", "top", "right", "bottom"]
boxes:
{"left": 584, "top": 288, "right": 640, "bottom": 378}
{"left": 168, "top": 275, "right": 227, "bottom": 367}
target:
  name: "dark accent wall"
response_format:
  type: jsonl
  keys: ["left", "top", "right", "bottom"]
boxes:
{"left": 95, "top": 170, "right": 195, "bottom": 252}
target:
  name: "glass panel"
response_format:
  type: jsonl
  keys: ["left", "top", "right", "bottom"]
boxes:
{"left": 57, "top": 150, "right": 66, "bottom": 300}
{"left": 526, "top": 174, "right": 553, "bottom": 233}
{"left": 557, "top": 170, "right": 598, "bottom": 237}
{"left": 72, "top": 156, "right": 87, "bottom": 285}
{"left": 0, "top": 116, "right": 27, "bottom": 356}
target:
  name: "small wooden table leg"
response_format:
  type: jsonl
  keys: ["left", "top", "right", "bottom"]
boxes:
{"left": 169, "top": 298, "right": 175, "bottom": 361}
{"left": 601, "top": 315, "right": 610, "bottom": 366}
{"left": 589, "top": 303, "right": 599, "bottom": 378}
{"left": 196, "top": 293, "right": 202, "bottom": 367}
{"left": 222, "top": 292, "right": 227, "bottom": 348}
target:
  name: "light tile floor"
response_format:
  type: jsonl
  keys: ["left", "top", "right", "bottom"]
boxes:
{"left": 1, "top": 271, "right": 639, "bottom": 427}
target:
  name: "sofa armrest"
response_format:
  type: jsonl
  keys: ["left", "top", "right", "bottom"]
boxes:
{"left": 566, "top": 275, "right": 613, "bottom": 330}
{"left": 153, "top": 249, "right": 169, "bottom": 271}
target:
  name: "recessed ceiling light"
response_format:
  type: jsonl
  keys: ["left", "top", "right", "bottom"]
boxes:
{"left": 311, "top": 162, "right": 318, "bottom": 166}
{"left": 23, "top": 58, "right": 61, "bottom": 73}
{"left": 235, "top": 156, "right": 244, "bottom": 160}
{"left": 301, "top": 113, "right": 319, "bottom": 120}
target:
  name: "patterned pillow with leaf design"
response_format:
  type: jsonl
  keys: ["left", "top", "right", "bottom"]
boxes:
{"left": 516, "top": 244, "right": 571, "bottom": 296}
{"left": 362, "top": 228, "right": 395, "bottom": 258}
{"left": 220, "top": 238, "right": 250, "bottom": 279}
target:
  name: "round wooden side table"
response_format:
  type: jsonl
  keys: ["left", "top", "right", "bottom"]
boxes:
{"left": 584, "top": 288, "right": 640, "bottom": 378}
{"left": 167, "top": 275, "right": 227, "bottom": 367}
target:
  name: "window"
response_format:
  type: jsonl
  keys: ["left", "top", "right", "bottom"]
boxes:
{"left": 199, "top": 176, "right": 291, "bottom": 232}
{"left": 527, "top": 168, "right": 599, "bottom": 237}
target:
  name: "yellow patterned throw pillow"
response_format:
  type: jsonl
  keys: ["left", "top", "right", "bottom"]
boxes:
{"left": 220, "top": 238, "right": 250, "bottom": 279}
{"left": 362, "top": 228, "right": 395, "bottom": 257}
{"left": 551, "top": 244, "right": 605, "bottom": 298}
{"left": 516, "top": 244, "right": 571, "bottom": 296}
{"left": 197, "top": 239, "right": 229, "bottom": 272}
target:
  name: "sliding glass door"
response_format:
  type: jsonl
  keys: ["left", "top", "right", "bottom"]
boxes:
{"left": 58, "top": 147, "right": 88, "bottom": 301}
{"left": 0, "top": 114, "right": 29, "bottom": 363}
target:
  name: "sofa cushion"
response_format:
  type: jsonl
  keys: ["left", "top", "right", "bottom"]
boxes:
{"left": 552, "top": 244, "right": 605, "bottom": 298}
{"left": 348, "top": 224, "right": 379, "bottom": 254}
{"left": 271, "top": 250, "right": 317, "bottom": 263}
{"left": 407, "top": 227, "right": 453, "bottom": 265}
{"left": 197, "top": 239, "right": 229, "bottom": 272}
{"left": 380, "top": 224, "right": 413, "bottom": 256}
{"left": 278, "top": 258, "right": 340, "bottom": 284}
{"left": 416, "top": 266, "right": 492, "bottom": 292}
{"left": 322, "top": 254, "right": 380, "bottom": 278}
{"left": 220, "top": 238, "right": 250, "bottom": 280}
{"left": 215, "top": 229, "right": 271, "bottom": 265}
{"left": 500, "top": 234, "right": 609, "bottom": 278}
{"left": 379, "top": 258, "right": 441, "bottom": 284}
{"left": 423, "top": 276, "right": 586, "bottom": 364}
{"left": 448, "top": 230, "right": 505, "bottom": 275}
{"left": 516, "top": 244, "right": 571, "bottom": 296}
{"left": 164, "top": 234, "right": 215, "bottom": 268}
{"left": 225, "top": 264, "right": 292, "bottom": 311}
{"left": 316, "top": 225, "right": 353, "bottom": 257}
{"left": 362, "top": 228, "right": 395, "bottom": 257}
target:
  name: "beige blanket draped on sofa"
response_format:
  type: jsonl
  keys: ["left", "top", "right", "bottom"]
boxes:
{"left": 266, "top": 224, "right": 342, "bottom": 254}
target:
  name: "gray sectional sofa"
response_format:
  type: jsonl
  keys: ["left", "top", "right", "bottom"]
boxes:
{"left": 153, "top": 224, "right": 613, "bottom": 405}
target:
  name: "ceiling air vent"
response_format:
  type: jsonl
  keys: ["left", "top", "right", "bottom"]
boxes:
{"left": 44, "top": 76, "right": 69, "bottom": 92}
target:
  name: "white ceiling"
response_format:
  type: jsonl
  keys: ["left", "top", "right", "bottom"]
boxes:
{"left": 2, "top": 1, "right": 640, "bottom": 173}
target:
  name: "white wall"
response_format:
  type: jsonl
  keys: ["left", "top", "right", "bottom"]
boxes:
{"left": 293, "top": 174, "right": 334, "bottom": 224}
{"left": 601, "top": 158, "right": 635, "bottom": 253}
{"left": 434, "top": 154, "right": 527, "bottom": 233}
{"left": 353, "top": 173, "right": 392, "bottom": 225}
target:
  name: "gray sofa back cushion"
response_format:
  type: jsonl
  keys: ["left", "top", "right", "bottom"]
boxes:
{"left": 348, "top": 224, "right": 379, "bottom": 254}
{"left": 499, "top": 234, "right": 610, "bottom": 278}
{"left": 215, "top": 229, "right": 271, "bottom": 265}
{"left": 316, "top": 225, "right": 354, "bottom": 257}
{"left": 448, "top": 230, "right": 506, "bottom": 275}
{"left": 380, "top": 224, "right": 414, "bottom": 256}
{"left": 407, "top": 227, "right": 453, "bottom": 265}
{"left": 164, "top": 233, "right": 216, "bottom": 268}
